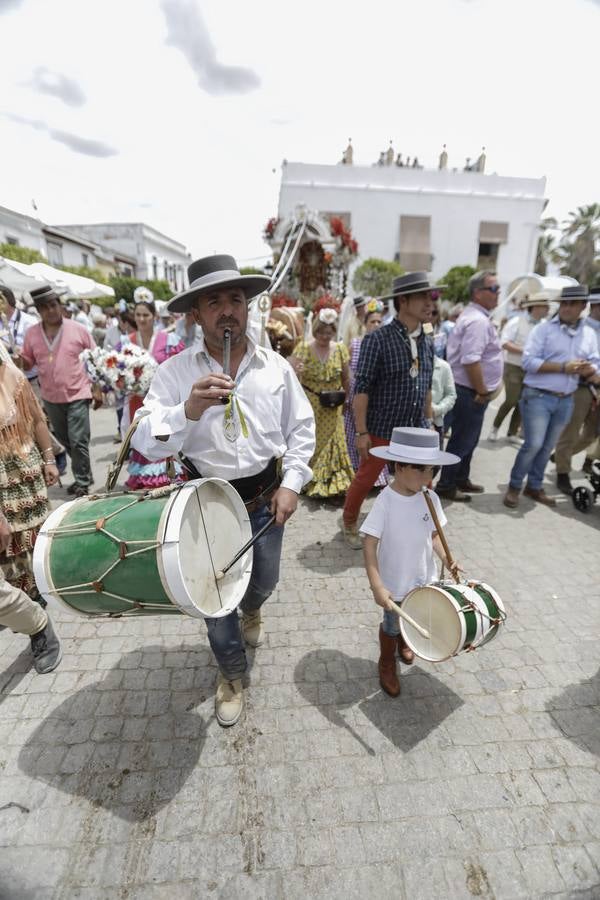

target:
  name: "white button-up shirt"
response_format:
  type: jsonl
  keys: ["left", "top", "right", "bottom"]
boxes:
{"left": 131, "top": 336, "right": 316, "bottom": 494}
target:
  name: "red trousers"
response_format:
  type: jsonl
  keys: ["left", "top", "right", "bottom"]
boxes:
{"left": 343, "top": 434, "right": 389, "bottom": 526}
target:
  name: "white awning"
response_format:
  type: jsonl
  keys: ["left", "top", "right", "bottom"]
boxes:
{"left": 27, "top": 262, "right": 114, "bottom": 300}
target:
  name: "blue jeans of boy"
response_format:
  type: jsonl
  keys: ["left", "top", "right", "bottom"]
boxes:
{"left": 437, "top": 385, "right": 488, "bottom": 491}
{"left": 509, "top": 387, "right": 574, "bottom": 491}
{"left": 204, "top": 503, "right": 284, "bottom": 681}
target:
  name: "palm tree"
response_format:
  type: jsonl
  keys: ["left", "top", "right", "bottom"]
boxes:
{"left": 534, "top": 217, "right": 560, "bottom": 276}
{"left": 556, "top": 203, "right": 600, "bottom": 284}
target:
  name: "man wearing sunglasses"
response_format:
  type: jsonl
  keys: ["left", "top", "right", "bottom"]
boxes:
{"left": 504, "top": 284, "right": 599, "bottom": 508}
{"left": 437, "top": 271, "right": 503, "bottom": 501}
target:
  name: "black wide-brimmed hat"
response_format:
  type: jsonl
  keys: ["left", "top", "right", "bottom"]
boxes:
{"left": 559, "top": 284, "right": 588, "bottom": 302}
{"left": 167, "top": 254, "right": 271, "bottom": 313}
{"left": 29, "top": 283, "right": 64, "bottom": 306}
{"left": 379, "top": 271, "right": 447, "bottom": 302}
{"left": 586, "top": 285, "right": 600, "bottom": 304}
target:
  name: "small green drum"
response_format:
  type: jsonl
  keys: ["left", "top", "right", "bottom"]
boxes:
{"left": 399, "top": 580, "right": 507, "bottom": 662}
{"left": 33, "top": 479, "right": 252, "bottom": 619}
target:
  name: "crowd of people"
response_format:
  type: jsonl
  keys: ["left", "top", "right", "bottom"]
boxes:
{"left": 0, "top": 258, "right": 598, "bottom": 718}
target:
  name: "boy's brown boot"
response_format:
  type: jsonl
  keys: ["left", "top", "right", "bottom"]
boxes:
{"left": 397, "top": 633, "right": 414, "bottom": 665}
{"left": 378, "top": 626, "right": 400, "bottom": 697}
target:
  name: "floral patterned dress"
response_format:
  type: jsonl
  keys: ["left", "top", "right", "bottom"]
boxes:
{"left": 120, "top": 330, "right": 186, "bottom": 489}
{"left": 294, "top": 340, "right": 354, "bottom": 498}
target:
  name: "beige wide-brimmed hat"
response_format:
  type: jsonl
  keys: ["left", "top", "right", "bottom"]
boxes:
{"left": 520, "top": 290, "right": 552, "bottom": 307}
{"left": 370, "top": 426, "right": 460, "bottom": 466}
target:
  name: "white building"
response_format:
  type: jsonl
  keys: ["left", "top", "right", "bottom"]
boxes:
{"left": 57, "top": 222, "right": 191, "bottom": 292}
{"left": 0, "top": 205, "right": 45, "bottom": 254}
{"left": 277, "top": 159, "right": 547, "bottom": 289}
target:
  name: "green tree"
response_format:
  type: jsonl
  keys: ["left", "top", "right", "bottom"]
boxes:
{"left": 555, "top": 203, "right": 600, "bottom": 284}
{"left": 0, "top": 243, "right": 46, "bottom": 264}
{"left": 534, "top": 217, "right": 561, "bottom": 276}
{"left": 109, "top": 275, "right": 173, "bottom": 304}
{"left": 240, "top": 266, "right": 267, "bottom": 276}
{"left": 439, "top": 265, "right": 476, "bottom": 303}
{"left": 59, "top": 264, "right": 110, "bottom": 285}
{"left": 351, "top": 257, "right": 404, "bottom": 298}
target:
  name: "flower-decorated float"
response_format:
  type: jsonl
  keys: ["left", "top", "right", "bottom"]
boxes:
{"left": 255, "top": 204, "right": 359, "bottom": 353}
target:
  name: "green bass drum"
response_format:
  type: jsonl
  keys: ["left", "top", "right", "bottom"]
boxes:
{"left": 33, "top": 480, "right": 252, "bottom": 619}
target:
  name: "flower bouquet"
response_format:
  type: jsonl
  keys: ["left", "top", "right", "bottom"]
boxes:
{"left": 80, "top": 344, "right": 158, "bottom": 405}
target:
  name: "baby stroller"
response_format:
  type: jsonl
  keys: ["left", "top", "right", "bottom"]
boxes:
{"left": 572, "top": 459, "right": 600, "bottom": 512}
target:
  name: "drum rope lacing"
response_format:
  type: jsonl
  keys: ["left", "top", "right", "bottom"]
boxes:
{"left": 44, "top": 492, "right": 170, "bottom": 610}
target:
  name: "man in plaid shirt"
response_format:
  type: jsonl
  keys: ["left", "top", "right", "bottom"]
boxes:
{"left": 342, "top": 272, "right": 442, "bottom": 548}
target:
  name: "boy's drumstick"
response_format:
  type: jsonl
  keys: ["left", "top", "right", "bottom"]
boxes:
{"left": 422, "top": 486, "right": 460, "bottom": 584}
{"left": 393, "top": 602, "right": 431, "bottom": 640}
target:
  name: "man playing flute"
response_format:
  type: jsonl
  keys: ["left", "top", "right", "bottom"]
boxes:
{"left": 132, "top": 255, "right": 315, "bottom": 727}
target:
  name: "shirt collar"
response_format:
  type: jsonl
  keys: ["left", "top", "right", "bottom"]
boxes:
{"left": 551, "top": 313, "right": 582, "bottom": 336}
{"left": 393, "top": 318, "right": 424, "bottom": 339}
{"left": 469, "top": 302, "right": 492, "bottom": 318}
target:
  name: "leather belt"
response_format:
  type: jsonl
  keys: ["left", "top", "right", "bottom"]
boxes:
{"left": 179, "top": 455, "right": 280, "bottom": 511}
{"left": 535, "top": 388, "right": 572, "bottom": 399}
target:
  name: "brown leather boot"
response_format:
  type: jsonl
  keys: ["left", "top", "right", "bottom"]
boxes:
{"left": 378, "top": 626, "right": 400, "bottom": 697}
{"left": 397, "top": 632, "right": 414, "bottom": 665}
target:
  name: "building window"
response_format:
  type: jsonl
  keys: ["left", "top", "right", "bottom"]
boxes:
{"left": 47, "top": 240, "right": 63, "bottom": 266}
{"left": 82, "top": 253, "right": 89, "bottom": 267}
{"left": 399, "top": 215, "right": 432, "bottom": 271}
{"left": 152, "top": 256, "right": 158, "bottom": 280}
{"left": 122, "top": 265, "right": 133, "bottom": 277}
{"left": 164, "top": 260, "right": 169, "bottom": 281}
{"left": 477, "top": 222, "right": 508, "bottom": 270}
{"left": 5, "top": 236, "right": 19, "bottom": 246}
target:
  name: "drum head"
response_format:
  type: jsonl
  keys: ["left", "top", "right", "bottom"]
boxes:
{"left": 159, "top": 478, "right": 253, "bottom": 619}
{"left": 400, "top": 585, "right": 465, "bottom": 662}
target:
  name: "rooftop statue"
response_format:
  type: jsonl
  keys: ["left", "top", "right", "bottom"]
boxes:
{"left": 438, "top": 144, "right": 448, "bottom": 170}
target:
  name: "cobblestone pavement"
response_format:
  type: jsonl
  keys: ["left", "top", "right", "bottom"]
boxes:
{"left": 1, "top": 406, "right": 599, "bottom": 899}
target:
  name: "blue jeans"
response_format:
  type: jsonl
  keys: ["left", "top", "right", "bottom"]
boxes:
{"left": 437, "top": 385, "right": 488, "bottom": 490}
{"left": 205, "top": 503, "right": 284, "bottom": 680}
{"left": 382, "top": 609, "right": 401, "bottom": 637}
{"left": 509, "top": 387, "right": 574, "bottom": 491}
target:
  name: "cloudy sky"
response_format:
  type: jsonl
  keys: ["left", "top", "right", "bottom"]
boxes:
{"left": 0, "top": 0, "right": 598, "bottom": 265}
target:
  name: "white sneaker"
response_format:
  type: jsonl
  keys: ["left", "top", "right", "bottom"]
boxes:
{"left": 241, "top": 610, "right": 264, "bottom": 647}
{"left": 508, "top": 435, "right": 523, "bottom": 448}
{"left": 215, "top": 675, "right": 244, "bottom": 727}
{"left": 488, "top": 428, "right": 499, "bottom": 442}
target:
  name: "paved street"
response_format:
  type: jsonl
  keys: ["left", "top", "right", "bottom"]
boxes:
{"left": 1, "top": 404, "right": 599, "bottom": 900}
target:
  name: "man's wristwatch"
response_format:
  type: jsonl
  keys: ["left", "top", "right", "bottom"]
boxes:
{"left": 423, "top": 418, "right": 433, "bottom": 428}
{"left": 355, "top": 431, "right": 368, "bottom": 437}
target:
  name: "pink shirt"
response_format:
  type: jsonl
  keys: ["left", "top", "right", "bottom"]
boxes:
{"left": 22, "top": 319, "right": 96, "bottom": 403}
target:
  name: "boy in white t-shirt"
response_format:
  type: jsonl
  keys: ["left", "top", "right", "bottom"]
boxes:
{"left": 360, "top": 426, "right": 461, "bottom": 697}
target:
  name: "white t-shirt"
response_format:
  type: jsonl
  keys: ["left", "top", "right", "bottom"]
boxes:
{"left": 360, "top": 486, "right": 447, "bottom": 601}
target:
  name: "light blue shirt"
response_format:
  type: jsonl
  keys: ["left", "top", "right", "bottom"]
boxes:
{"left": 522, "top": 315, "right": 599, "bottom": 394}
{"left": 585, "top": 316, "right": 600, "bottom": 354}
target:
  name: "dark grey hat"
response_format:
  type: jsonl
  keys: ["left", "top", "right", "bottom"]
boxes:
{"left": 29, "top": 283, "right": 63, "bottom": 306}
{"left": 588, "top": 285, "right": 600, "bottom": 304}
{"left": 353, "top": 295, "right": 367, "bottom": 308}
{"left": 559, "top": 284, "right": 588, "bottom": 302}
{"left": 167, "top": 254, "right": 271, "bottom": 313}
{"left": 379, "top": 271, "right": 447, "bottom": 302}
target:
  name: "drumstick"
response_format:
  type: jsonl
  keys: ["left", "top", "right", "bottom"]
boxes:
{"left": 215, "top": 514, "right": 276, "bottom": 580}
{"left": 220, "top": 327, "right": 232, "bottom": 405}
{"left": 422, "top": 487, "right": 460, "bottom": 584}
{"left": 393, "top": 602, "right": 431, "bottom": 640}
